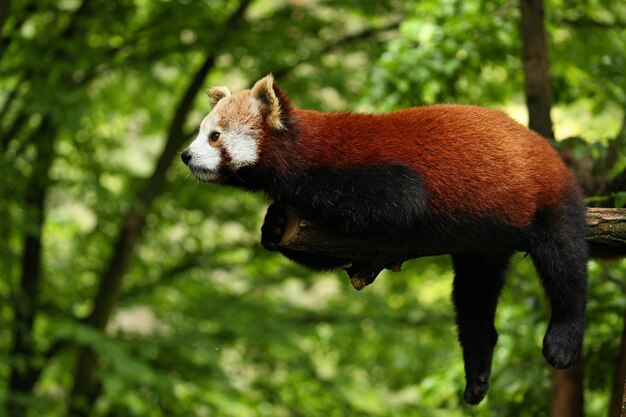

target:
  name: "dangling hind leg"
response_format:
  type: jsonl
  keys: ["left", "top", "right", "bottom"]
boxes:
{"left": 530, "top": 200, "right": 588, "bottom": 369}
{"left": 451, "top": 251, "right": 513, "bottom": 405}
{"left": 530, "top": 234, "right": 588, "bottom": 368}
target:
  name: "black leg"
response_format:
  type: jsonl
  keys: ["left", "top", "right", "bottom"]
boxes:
{"left": 261, "top": 202, "right": 349, "bottom": 270}
{"left": 451, "top": 251, "right": 512, "bottom": 405}
{"left": 530, "top": 236, "right": 587, "bottom": 369}
{"left": 529, "top": 197, "right": 588, "bottom": 369}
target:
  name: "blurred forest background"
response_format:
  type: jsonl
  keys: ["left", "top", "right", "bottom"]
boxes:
{"left": 1, "top": 0, "right": 626, "bottom": 416}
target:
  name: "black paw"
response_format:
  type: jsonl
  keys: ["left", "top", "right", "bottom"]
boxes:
{"left": 464, "top": 374, "right": 490, "bottom": 405}
{"left": 543, "top": 320, "right": 583, "bottom": 369}
{"left": 261, "top": 203, "right": 287, "bottom": 251}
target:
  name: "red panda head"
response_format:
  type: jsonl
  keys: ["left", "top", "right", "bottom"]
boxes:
{"left": 181, "top": 74, "right": 292, "bottom": 183}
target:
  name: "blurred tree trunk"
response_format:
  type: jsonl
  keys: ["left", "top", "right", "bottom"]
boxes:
{"left": 609, "top": 306, "right": 626, "bottom": 417}
{"left": 520, "top": 0, "right": 554, "bottom": 141}
{"left": 67, "top": 54, "right": 217, "bottom": 416}
{"left": 0, "top": 0, "right": 9, "bottom": 33}
{"left": 520, "top": 1, "right": 584, "bottom": 416}
{"left": 4, "top": 3, "right": 92, "bottom": 416}
{"left": 6, "top": 119, "right": 55, "bottom": 417}
{"left": 552, "top": 362, "right": 585, "bottom": 417}
{"left": 66, "top": 1, "right": 252, "bottom": 414}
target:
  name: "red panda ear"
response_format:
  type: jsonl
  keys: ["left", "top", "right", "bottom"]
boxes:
{"left": 251, "top": 74, "right": 284, "bottom": 130}
{"left": 207, "top": 86, "right": 231, "bottom": 107}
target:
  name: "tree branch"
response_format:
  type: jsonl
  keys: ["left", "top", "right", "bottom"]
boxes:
{"left": 277, "top": 208, "right": 626, "bottom": 290}
{"left": 585, "top": 208, "right": 626, "bottom": 256}
{"left": 323, "top": 19, "right": 403, "bottom": 53}
{"left": 559, "top": 16, "right": 626, "bottom": 30}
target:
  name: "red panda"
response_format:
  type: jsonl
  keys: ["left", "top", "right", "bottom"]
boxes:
{"left": 181, "top": 74, "right": 588, "bottom": 405}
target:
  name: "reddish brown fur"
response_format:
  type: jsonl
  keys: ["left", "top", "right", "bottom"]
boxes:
{"left": 186, "top": 79, "right": 589, "bottom": 404}
{"left": 261, "top": 105, "right": 577, "bottom": 228}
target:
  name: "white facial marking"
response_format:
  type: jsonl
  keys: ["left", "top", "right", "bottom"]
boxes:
{"left": 185, "top": 99, "right": 261, "bottom": 182}
{"left": 222, "top": 129, "right": 259, "bottom": 169}
{"left": 186, "top": 115, "right": 221, "bottom": 181}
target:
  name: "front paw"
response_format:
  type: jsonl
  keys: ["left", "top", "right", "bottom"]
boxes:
{"left": 261, "top": 203, "right": 287, "bottom": 251}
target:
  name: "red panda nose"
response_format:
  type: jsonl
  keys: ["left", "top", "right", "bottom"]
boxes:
{"left": 181, "top": 149, "right": 192, "bottom": 165}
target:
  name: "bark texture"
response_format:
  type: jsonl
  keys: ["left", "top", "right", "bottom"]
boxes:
{"left": 520, "top": 0, "right": 554, "bottom": 140}
{"left": 278, "top": 208, "right": 626, "bottom": 290}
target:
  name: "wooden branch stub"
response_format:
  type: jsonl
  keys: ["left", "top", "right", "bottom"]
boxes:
{"left": 278, "top": 207, "right": 626, "bottom": 290}
{"left": 345, "top": 264, "right": 384, "bottom": 290}
{"left": 343, "top": 262, "right": 404, "bottom": 290}
{"left": 585, "top": 208, "right": 626, "bottom": 257}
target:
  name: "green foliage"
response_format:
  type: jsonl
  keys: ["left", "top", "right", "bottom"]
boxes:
{"left": 547, "top": 0, "right": 626, "bottom": 109}
{"left": 1, "top": 0, "right": 624, "bottom": 416}
{"left": 364, "top": 0, "right": 522, "bottom": 110}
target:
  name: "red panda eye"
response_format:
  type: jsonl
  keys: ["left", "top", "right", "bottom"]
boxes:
{"left": 209, "top": 131, "right": 221, "bottom": 142}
